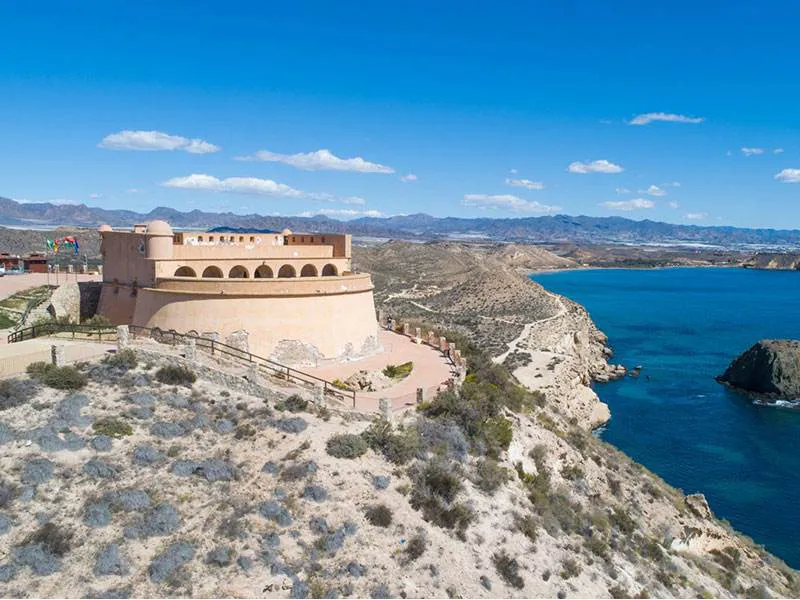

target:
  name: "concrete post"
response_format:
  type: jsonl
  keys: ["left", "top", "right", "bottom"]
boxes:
{"left": 402, "top": 322, "right": 410, "bottom": 336}
{"left": 439, "top": 336, "right": 448, "bottom": 352}
{"left": 51, "top": 345, "right": 65, "bottom": 367}
{"left": 246, "top": 362, "right": 259, "bottom": 386}
{"left": 184, "top": 338, "right": 197, "bottom": 362}
{"left": 98, "top": 265, "right": 103, "bottom": 277}
{"left": 378, "top": 398, "right": 391, "bottom": 421}
{"left": 414, "top": 327, "right": 422, "bottom": 344}
{"left": 427, "top": 331, "right": 436, "bottom": 346}
{"left": 67, "top": 264, "right": 74, "bottom": 274}
{"left": 116, "top": 325, "right": 129, "bottom": 350}
{"left": 416, "top": 387, "right": 424, "bottom": 404}
{"left": 315, "top": 384, "right": 326, "bottom": 408}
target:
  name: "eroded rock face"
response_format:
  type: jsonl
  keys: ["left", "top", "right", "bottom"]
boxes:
{"left": 717, "top": 340, "right": 800, "bottom": 399}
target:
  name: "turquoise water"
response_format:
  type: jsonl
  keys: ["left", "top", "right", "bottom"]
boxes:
{"left": 532, "top": 267, "right": 800, "bottom": 568}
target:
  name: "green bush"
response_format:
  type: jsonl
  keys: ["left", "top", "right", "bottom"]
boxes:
{"left": 361, "top": 420, "right": 420, "bottom": 465}
{"left": 404, "top": 532, "right": 428, "bottom": 562}
{"left": 26, "top": 361, "right": 51, "bottom": 377}
{"left": 326, "top": 433, "right": 368, "bottom": 459}
{"left": 92, "top": 417, "right": 133, "bottom": 438}
{"left": 409, "top": 459, "right": 473, "bottom": 537}
{"left": 364, "top": 504, "right": 393, "bottom": 528}
{"left": 610, "top": 507, "right": 636, "bottom": 535}
{"left": 515, "top": 513, "right": 539, "bottom": 543}
{"left": 27, "top": 362, "right": 87, "bottom": 390}
{"left": 560, "top": 557, "right": 582, "bottom": 579}
{"left": 83, "top": 314, "right": 112, "bottom": 326}
{"left": 284, "top": 394, "right": 308, "bottom": 413}
{"left": 0, "top": 378, "right": 37, "bottom": 410}
{"left": 561, "top": 464, "right": 585, "bottom": 481}
{"left": 383, "top": 361, "right": 413, "bottom": 379}
{"left": 474, "top": 458, "right": 509, "bottom": 494}
{"left": 104, "top": 348, "right": 138, "bottom": 370}
{"left": 492, "top": 551, "right": 524, "bottom": 589}
{"left": 331, "top": 379, "right": 352, "bottom": 391}
{"left": 155, "top": 364, "right": 196, "bottom": 386}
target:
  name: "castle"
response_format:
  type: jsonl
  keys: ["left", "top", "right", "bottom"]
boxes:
{"left": 96, "top": 220, "right": 380, "bottom": 366}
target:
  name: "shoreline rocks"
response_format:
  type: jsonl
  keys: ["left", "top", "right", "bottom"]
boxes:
{"left": 717, "top": 339, "right": 800, "bottom": 400}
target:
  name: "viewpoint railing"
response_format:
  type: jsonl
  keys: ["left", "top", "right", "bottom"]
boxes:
{"left": 7, "top": 322, "right": 358, "bottom": 406}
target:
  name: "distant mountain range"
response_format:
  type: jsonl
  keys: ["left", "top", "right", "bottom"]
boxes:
{"left": 3, "top": 196, "right": 800, "bottom": 248}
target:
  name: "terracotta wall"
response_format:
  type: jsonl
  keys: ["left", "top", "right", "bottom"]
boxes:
{"left": 131, "top": 285, "right": 379, "bottom": 363}
{"left": 100, "top": 231, "right": 154, "bottom": 286}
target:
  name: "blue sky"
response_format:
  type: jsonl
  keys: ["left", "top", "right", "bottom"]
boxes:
{"left": 1, "top": 1, "right": 799, "bottom": 227}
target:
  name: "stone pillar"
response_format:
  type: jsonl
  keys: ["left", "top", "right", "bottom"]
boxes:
{"left": 315, "top": 384, "right": 326, "bottom": 408}
{"left": 427, "top": 331, "right": 436, "bottom": 346}
{"left": 439, "top": 336, "right": 448, "bottom": 352}
{"left": 416, "top": 387, "right": 424, "bottom": 404}
{"left": 67, "top": 264, "right": 74, "bottom": 274}
{"left": 378, "top": 398, "right": 391, "bottom": 421}
{"left": 246, "top": 362, "right": 259, "bottom": 386}
{"left": 116, "top": 325, "right": 129, "bottom": 350}
{"left": 402, "top": 322, "right": 410, "bottom": 336}
{"left": 98, "top": 265, "right": 103, "bottom": 277}
{"left": 51, "top": 345, "right": 65, "bottom": 367}
{"left": 184, "top": 338, "right": 197, "bottom": 362}
{"left": 414, "top": 327, "right": 422, "bottom": 344}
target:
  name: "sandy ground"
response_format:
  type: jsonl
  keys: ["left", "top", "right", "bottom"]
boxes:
{"left": 306, "top": 330, "right": 456, "bottom": 413}
{"left": 0, "top": 272, "right": 99, "bottom": 297}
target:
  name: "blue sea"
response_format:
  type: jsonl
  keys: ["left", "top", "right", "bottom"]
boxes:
{"left": 532, "top": 267, "right": 800, "bottom": 568}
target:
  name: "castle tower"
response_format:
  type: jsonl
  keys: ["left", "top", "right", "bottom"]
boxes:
{"left": 145, "top": 220, "right": 174, "bottom": 260}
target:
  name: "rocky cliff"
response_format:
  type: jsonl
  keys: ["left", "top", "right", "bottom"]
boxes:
{"left": 717, "top": 339, "right": 800, "bottom": 399}
{"left": 741, "top": 252, "right": 800, "bottom": 270}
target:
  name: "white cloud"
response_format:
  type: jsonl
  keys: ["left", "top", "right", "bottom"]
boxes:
{"left": 126, "top": 188, "right": 143, "bottom": 194}
{"left": 741, "top": 147, "right": 765, "bottom": 156}
{"left": 99, "top": 130, "right": 220, "bottom": 154}
{"left": 400, "top": 173, "right": 418, "bottom": 182}
{"left": 669, "top": 181, "right": 681, "bottom": 187}
{"left": 628, "top": 112, "right": 705, "bottom": 126}
{"left": 685, "top": 212, "right": 707, "bottom": 220}
{"left": 509, "top": 168, "right": 518, "bottom": 174}
{"left": 506, "top": 177, "right": 545, "bottom": 190}
{"left": 668, "top": 201, "right": 680, "bottom": 209}
{"left": 774, "top": 148, "right": 785, "bottom": 154}
{"left": 236, "top": 148, "right": 394, "bottom": 174}
{"left": 342, "top": 196, "right": 366, "bottom": 205}
{"left": 162, "top": 174, "right": 305, "bottom": 198}
{"left": 601, "top": 198, "right": 655, "bottom": 211}
{"left": 89, "top": 193, "right": 103, "bottom": 200}
{"left": 568, "top": 159, "right": 623, "bottom": 174}
{"left": 640, "top": 184, "right": 667, "bottom": 197}
{"left": 297, "top": 208, "right": 383, "bottom": 219}
{"left": 775, "top": 168, "right": 800, "bottom": 183}
{"left": 462, "top": 194, "right": 560, "bottom": 213}
{"left": 615, "top": 187, "right": 631, "bottom": 194}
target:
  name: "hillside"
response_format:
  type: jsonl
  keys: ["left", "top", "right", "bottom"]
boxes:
{"left": 5, "top": 196, "right": 800, "bottom": 247}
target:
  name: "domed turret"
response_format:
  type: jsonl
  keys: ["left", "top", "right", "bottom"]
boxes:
{"left": 145, "top": 220, "right": 174, "bottom": 259}
{"left": 281, "top": 228, "right": 293, "bottom": 236}
{"left": 98, "top": 224, "right": 113, "bottom": 233}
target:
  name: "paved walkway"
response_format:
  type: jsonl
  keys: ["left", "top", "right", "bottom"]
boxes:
{"left": 0, "top": 338, "right": 114, "bottom": 378}
{"left": 0, "top": 272, "right": 99, "bottom": 297}
{"left": 307, "top": 329, "right": 456, "bottom": 412}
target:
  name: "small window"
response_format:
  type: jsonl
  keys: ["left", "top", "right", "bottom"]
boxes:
{"left": 322, "top": 237, "right": 326, "bottom": 243}
{"left": 209, "top": 236, "right": 215, "bottom": 242}
{"left": 239, "top": 236, "right": 244, "bottom": 243}
{"left": 198, "top": 236, "right": 203, "bottom": 242}
{"left": 230, "top": 236, "right": 235, "bottom": 242}
{"left": 250, "top": 236, "right": 255, "bottom": 243}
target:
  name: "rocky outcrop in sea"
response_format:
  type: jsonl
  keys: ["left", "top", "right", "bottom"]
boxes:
{"left": 717, "top": 339, "right": 800, "bottom": 400}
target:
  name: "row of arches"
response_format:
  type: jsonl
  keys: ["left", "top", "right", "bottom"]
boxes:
{"left": 173, "top": 264, "right": 339, "bottom": 279}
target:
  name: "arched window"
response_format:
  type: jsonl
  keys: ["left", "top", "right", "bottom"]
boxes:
{"left": 278, "top": 264, "right": 296, "bottom": 278}
{"left": 229, "top": 265, "right": 249, "bottom": 278}
{"left": 321, "top": 264, "right": 338, "bottom": 277}
{"left": 202, "top": 266, "right": 223, "bottom": 278}
{"left": 254, "top": 265, "right": 273, "bottom": 278}
{"left": 174, "top": 266, "right": 196, "bottom": 277}
{"left": 300, "top": 264, "right": 318, "bottom": 277}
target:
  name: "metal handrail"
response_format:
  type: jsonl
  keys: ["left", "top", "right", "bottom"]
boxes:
{"left": 7, "top": 322, "right": 357, "bottom": 405}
